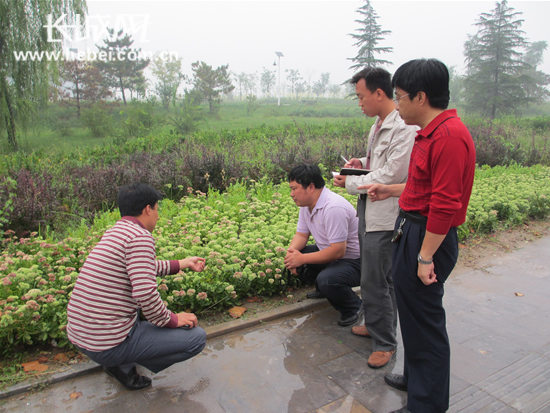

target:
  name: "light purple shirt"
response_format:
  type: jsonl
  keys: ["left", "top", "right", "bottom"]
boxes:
{"left": 297, "top": 187, "right": 360, "bottom": 260}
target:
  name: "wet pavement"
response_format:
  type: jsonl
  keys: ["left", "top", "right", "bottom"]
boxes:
{"left": 1, "top": 236, "right": 550, "bottom": 413}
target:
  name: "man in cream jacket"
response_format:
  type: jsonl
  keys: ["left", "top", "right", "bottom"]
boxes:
{"left": 334, "top": 67, "right": 417, "bottom": 368}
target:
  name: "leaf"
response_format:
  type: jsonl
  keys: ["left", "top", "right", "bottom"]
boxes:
{"left": 458, "top": 243, "right": 466, "bottom": 249}
{"left": 69, "top": 392, "right": 82, "bottom": 399}
{"left": 21, "top": 361, "right": 49, "bottom": 373}
{"left": 54, "top": 353, "right": 69, "bottom": 362}
{"left": 514, "top": 292, "right": 524, "bottom": 297}
{"left": 245, "top": 296, "right": 262, "bottom": 303}
{"left": 228, "top": 306, "right": 247, "bottom": 319}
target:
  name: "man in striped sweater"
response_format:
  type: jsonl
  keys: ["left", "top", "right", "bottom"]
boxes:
{"left": 67, "top": 183, "right": 207, "bottom": 390}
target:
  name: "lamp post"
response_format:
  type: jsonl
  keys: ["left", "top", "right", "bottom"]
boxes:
{"left": 275, "top": 51, "right": 284, "bottom": 106}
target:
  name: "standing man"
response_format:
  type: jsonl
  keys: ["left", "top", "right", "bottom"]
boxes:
{"left": 362, "top": 59, "right": 476, "bottom": 413}
{"left": 333, "top": 67, "right": 416, "bottom": 369}
{"left": 284, "top": 164, "right": 362, "bottom": 326}
{"left": 67, "top": 183, "right": 207, "bottom": 390}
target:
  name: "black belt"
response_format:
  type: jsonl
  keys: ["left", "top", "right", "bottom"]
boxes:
{"left": 398, "top": 208, "right": 427, "bottom": 225}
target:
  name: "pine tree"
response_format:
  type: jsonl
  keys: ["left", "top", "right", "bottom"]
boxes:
{"left": 463, "top": 0, "right": 532, "bottom": 118}
{"left": 348, "top": 0, "right": 392, "bottom": 70}
{"left": 95, "top": 29, "right": 150, "bottom": 105}
{"left": 190, "top": 61, "right": 234, "bottom": 112}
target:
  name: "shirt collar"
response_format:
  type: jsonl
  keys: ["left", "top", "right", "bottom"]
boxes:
{"left": 379, "top": 109, "right": 399, "bottom": 130}
{"left": 121, "top": 216, "right": 146, "bottom": 229}
{"left": 418, "top": 109, "right": 458, "bottom": 138}
{"left": 310, "top": 187, "right": 329, "bottom": 216}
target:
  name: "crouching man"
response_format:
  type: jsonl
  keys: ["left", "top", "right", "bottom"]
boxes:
{"left": 67, "top": 183, "right": 207, "bottom": 390}
{"left": 284, "top": 164, "right": 362, "bottom": 326}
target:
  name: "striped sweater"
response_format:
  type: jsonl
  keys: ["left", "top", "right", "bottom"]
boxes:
{"left": 67, "top": 216, "right": 179, "bottom": 352}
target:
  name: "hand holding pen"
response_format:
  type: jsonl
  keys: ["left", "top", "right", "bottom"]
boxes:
{"left": 341, "top": 155, "right": 362, "bottom": 169}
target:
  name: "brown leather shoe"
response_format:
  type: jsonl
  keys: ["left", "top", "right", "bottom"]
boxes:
{"left": 351, "top": 325, "right": 371, "bottom": 338}
{"left": 367, "top": 350, "right": 396, "bottom": 369}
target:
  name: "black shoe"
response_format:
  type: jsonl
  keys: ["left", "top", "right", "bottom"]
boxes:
{"left": 104, "top": 365, "right": 152, "bottom": 390}
{"left": 384, "top": 373, "right": 408, "bottom": 391}
{"left": 338, "top": 307, "right": 363, "bottom": 326}
{"left": 306, "top": 290, "right": 325, "bottom": 299}
{"left": 388, "top": 408, "right": 411, "bottom": 413}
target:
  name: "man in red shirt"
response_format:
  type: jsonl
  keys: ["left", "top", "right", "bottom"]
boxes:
{"left": 362, "top": 59, "right": 476, "bottom": 413}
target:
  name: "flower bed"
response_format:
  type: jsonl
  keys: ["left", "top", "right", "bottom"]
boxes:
{"left": 1, "top": 166, "right": 550, "bottom": 351}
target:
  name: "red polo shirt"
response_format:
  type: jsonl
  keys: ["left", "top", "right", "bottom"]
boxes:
{"left": 399, "top": 109, "right": 476, "bottom": 235}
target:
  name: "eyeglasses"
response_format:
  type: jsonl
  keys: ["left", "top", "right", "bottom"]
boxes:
{"left": 393, "top": 93, "right": 410, "bottom": 105}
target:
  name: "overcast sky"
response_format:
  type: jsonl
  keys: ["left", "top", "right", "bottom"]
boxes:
{"left": 79, "top": 0, "right": 550, "bottom": 88}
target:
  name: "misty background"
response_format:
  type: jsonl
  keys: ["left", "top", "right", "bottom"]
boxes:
{"left": 77, "top": 0, "right": 550, "bottom": 93}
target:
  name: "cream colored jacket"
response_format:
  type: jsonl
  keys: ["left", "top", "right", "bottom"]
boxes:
{"left": 345, "top": 109, "right": 417, "bottom": 232}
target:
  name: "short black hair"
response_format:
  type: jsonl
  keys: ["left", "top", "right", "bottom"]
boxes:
{"left": 392, "top": 58, "right": 450, "bottom": 109}
{"left": 350, "top": 67, "right": 393, "bottom": 99}
{"left": 288, "top": 164, "right": 325, "bottom": 189}
{"left": 117, "top": 183, "right": 163, "bottom": 217}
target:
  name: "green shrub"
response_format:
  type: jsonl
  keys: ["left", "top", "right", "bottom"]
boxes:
{"left": 120, "top": 99, "right": 160, "bottom": 138}
{"left": 80, "top": 104, "right": 114, "bottom": 137}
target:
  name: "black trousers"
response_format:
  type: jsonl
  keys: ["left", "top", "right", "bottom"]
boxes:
{"left": 301, "top": 244, "right": 362, "bottom": 318}
{"left": 392, "top": 217, "right": 458, "bottom": 413}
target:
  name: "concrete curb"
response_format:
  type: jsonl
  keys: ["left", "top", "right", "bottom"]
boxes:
{"left": 0, "top": 297, "right": 333, "bottom": 400}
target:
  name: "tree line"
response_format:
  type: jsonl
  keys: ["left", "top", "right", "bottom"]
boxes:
{"left": 1, "top": 0, "right": 549, "bottom": 149}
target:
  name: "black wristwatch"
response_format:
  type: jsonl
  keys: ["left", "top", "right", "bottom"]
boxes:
{"left": 417, "top": 253, "right": 433, "bottom": 265}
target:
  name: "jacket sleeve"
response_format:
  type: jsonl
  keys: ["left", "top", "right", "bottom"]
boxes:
{"left": 346, "top": 123, "right": 417, "bottom": 195}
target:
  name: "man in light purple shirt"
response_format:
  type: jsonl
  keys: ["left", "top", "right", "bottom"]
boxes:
{"left": 284, "top": 164, "right": 362, "bottom": 326}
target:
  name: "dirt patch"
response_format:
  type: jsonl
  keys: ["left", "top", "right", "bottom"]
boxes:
{"left": 453, "top": 219, "right": 550, "bottom": 276}
{"left": 198, "top": 285, "right": 314, "bottom": 327}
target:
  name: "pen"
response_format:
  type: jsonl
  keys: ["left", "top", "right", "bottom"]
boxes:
{"left": 341, "top": 155, "right": 349, "bottom": 164}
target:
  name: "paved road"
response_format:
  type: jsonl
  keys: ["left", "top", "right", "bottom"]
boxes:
{"left": 1, "top": 237, "right": 550, "bottom": 413}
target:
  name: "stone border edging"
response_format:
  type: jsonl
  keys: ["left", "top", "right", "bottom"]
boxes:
{"left": 0, "top": 297, "right": 332, "bottom": 400}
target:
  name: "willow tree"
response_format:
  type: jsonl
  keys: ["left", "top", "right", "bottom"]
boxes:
{"left": 0, "top": 0, "right": 87, "bottom": 149}
{"left": 348, "top": 0, "right": 392, "bottom": 70}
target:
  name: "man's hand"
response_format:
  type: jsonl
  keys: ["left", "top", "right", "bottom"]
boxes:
{"left": 344, "top": 158, "right": 363, "bottom": 169}
{"left": 179, "top": 257, "right": 206, "bottom": 272}
{"left": 284, "top": 248, "right": 304, "bottom": 270}
{"left": 333, "top": 174, "right": 346, "bottom": 188}
{"left": 357, "top": 183, "right": 390, "bottom": 202}
{"left": 176, "top": 312, "right": 198, "bottom": 328}
{"left": 417, "top": 262, "right": 437, "bottom": 285}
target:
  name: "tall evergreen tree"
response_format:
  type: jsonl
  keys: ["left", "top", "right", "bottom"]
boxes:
{"left": 463, "top": 0, "right": 532, "bottom": 118}
{"left": 348, "top": 0, "right": 392, "bottom": 70}
{"left": 0, "top": 0, "right": 86, "bottom": 148}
